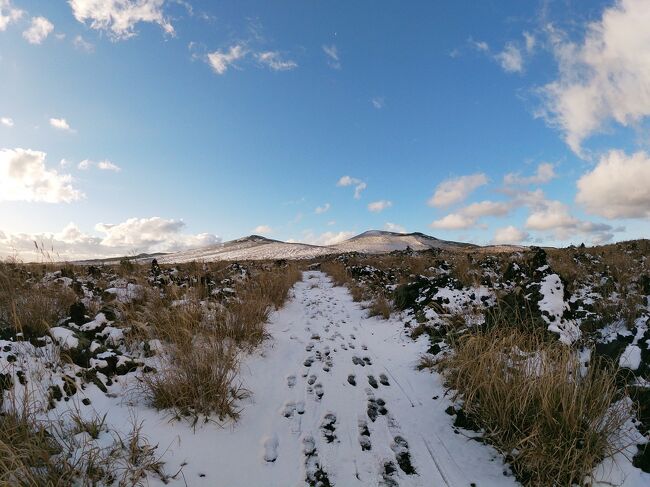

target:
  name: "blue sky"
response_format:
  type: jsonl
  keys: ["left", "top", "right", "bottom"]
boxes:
{"left": 1, "top": 0, "right": 649, "bottom": 258}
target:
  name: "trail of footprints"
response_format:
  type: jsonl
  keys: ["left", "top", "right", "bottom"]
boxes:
{"left": 263, "top": 276, "right": 416, "bottom": 486}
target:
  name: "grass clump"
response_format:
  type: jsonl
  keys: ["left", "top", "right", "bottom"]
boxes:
{"left": 367, "top": 296, "right": 392, "bottom": 319}
{"left": 439, "top": 327, "right": 630, "bottom": 486}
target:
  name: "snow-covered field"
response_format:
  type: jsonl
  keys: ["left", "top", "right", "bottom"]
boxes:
{"left": 2, "top": 246, "right": 649, "bottom": 486}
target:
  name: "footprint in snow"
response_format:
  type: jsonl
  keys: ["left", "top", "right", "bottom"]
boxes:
{"left": 287, "top": 375, "right": 297, "bottom": 388}
{"left": 262, "top": 434, "right": 279, "bottom": 463}
{"left": 379, "top": 373, "right": 390, "bottom": 386}
{"left": 358, "top": 419, "right": 371, "bottom": 451}
{"left": 347, "top": 374, "right": 357, "bottom": 386}
{"left": 307, "top": 374, "right": 317, "bottom": 385}
{"left": 314, "top": 383, "right": 324, "bottom": 400}
{"left": 368, "top": 375, "right": 379, "bottom": 389}
{"left": 321, "top": 413, "right": 337, "bottom": 443}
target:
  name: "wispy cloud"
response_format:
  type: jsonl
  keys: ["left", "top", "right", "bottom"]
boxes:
{"left": 371, "top": 97, "right": 385, "bottom": 109}
{"left": 0, "top": 0, "right": 23, "bottom": 32}
{"left": 315, "top": 203, "right": 330, "bottom": 214}
{"left": 253, "top": 225, "right": 273, "bottom": 234}
{"left": 78, "top": 159, "right": 121, "bottom": 172}
{"left": 256, "top": 51, "right": 297, "bottom": 71}
{"left": 323, "top": 44, "right": 341, "bottom": 69}
{"left": 73, "top": 34, "right": 95, "bottom": 53}
{"left": 504, "top": 162, "right": 556, "bottom": 185}
{"left": 207, "top": 44, "right": 247, "bottom": 74}
{"left": 0, "top": 117, "right": 13, "bottom": 128}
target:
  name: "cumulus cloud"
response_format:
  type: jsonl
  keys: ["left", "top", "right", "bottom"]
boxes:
{"left": 0, "top": 218, "right": 221, "bottom": 260}
{"left": 253, "top": 225, "right": 273, "bottom": 235}
{"left": 430, "top": 213, "right": 477, "bottom": 230}
{"left": 367, "top": 200, "right": 392, "bottom": 213}
{"left": 23, "top": 16, "right": 54, "bottom": 44}
{"left": 470, "top": 39, "right": 489, "bottom": 52}
{"left": 68, "top": 0, "right": 174, "bottom": 40}
{"left": 1, "top": 117, "right": 13, "bottom": 127}
{"left": 384, "top": 222, "right": 406, "bottom": 233}
{"left": 492, "top": 226, "right": 529, "bottom": 244}
{"left": 524, "top": 32, "right": 536, "bottom": 53}
{"left": 207, "top": 44, "right": 247, "bottom": 74}
{"left": 525, "top": 199, "right": 615, "bottom": 242}
{"left": 315, "top": 203, "right": 330, "bottom": 214}
{"left": 538, "top": 0, "right": 650, "bottom": 155}
{"left": 303, "top": 230, "right": 354, "bottom": 246}
{"left": 256, "top": 51, "right": 297, "bottom": 71}
{"left": 337, "top": 175, "right": 367, "bottom": 199}
{"left": 495, "top": 42, "right": 523, "bottom": 73}
{"left": 0, "top": 148, "right": 83, "bottom": 203}
{"left": 428, "top": 173, "right": 488, "bottom": 207}
{"left": 49, "top": 118, "right": 74, "bottom": 132}
{"left": 504, "top": 162, "right": 557, "bottom": 185}
{"left": 0, "top": 0, "right": 22, "bottom": 31}
{"left": 576, "top": 149, "right": 650, "bottom": 218}
{"left": 323, "top": 44, "right": 340, "bottom": 69}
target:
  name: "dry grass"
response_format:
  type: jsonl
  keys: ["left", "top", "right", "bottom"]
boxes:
{"left": 142, "top": 338, "right": 244, "bottom": 423}
{"left": 0, "top": 264, "right": 76, "bottom": 339}
{"left": 439, "top": 327, "right": 630, "bottom": 486}
{"left": 367, "top": 295, "right": 392, "bottom": 319}
{"left": 137, "top": 263, "right": 302, "bottom": 421}
{"left": 320, "top": 261, "right": 349, "bottom": 287}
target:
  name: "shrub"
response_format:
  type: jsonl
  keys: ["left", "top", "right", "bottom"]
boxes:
{"left": 439, "top": 327, "right": 630, "bottom": 486}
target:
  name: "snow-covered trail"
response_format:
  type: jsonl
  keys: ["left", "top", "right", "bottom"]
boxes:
{"left": 139, "top": 271, "right": 515, "bottom": 486}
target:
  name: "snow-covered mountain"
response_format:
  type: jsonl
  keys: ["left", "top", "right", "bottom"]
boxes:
{"left": 332, "top": 230, "right": 475, "bottom": 254}
{"left": 157, "top": 230, "right": 477, "bottom": 263}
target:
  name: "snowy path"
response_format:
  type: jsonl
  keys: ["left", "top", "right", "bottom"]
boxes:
{"left": 136, "top": 271, "right": 516, "bottom": 486}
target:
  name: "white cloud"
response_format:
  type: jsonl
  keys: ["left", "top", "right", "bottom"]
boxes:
{"left": 0, "top": 148, "right": 83, "bottom": 203}
{"left": 256, "top": 51, "right": 297, "bottom": 71}
{"left": 337, "top": 175, "right": 367, "bottom": 199}
{"left": 525, "top": 199, "right": 615, "bottom": 241}
{"left": 371, "top": 97, "right": 384, "bottom": 109}
{"left": 1, "top": 117, "right": 13, "bottom": 127}
{"left": 78, "top": 159, "right": 121, "bottom": 172}
{"left": 323, "top": 44, "right": 340, "bottom": 69}
{"left": 253, "top": 225, "right": 273, "bottom": 235}
{"left": 98, "top": 160, "right": 121, "bottom": 172}
{"left": 23, "top": 16, "right": 54, "bottom": 44}
{"left": 428, "top": 173, "right": 488, "bottom": 207}
{"left": 539, "top": 0, "right": 650, "bottom": 155}
{"left": 495, "top": 42, "right": 523, "bottom": 73}
{"left": 0, "top": 0, "right": 22, "bottom": 31}
{"left": 0, "top": 218, "right": 220, "bottom": 260}
{"left": 460, "top": 200, "right": 512, "bottom": 217}
{"left": 69, "top": 0, "right": 174, "bottom": 40}
{"left": 492, "top": 226, "right": 529, "bottom": 244}
{"left": 303, "top": 230, "right": 354, "bottom": 246}
{"left": 49, "top": 118, "right": 74, "bottom": 132}
{"left": 504, "top": 162, "right": 557, "bottom": 185}
{"left": 367, "top": 200, "right": 392, "bottom": 213}
{"left": 315, "top": 203, "right": 330, "bottom": 214}
{"left": 576, "top": 149, "right": 650, "bottom": 218}
{"left": 207, "top": 44, "right": 247, "bottom": 74}
{"left": 384, "top": 222, "right": 406, "bottom": 233}
{"left": 73, "top": 35, "right": 94, "bottom": 52}
{"left": 430, "top": 213, "right": 476, "bottom": 230}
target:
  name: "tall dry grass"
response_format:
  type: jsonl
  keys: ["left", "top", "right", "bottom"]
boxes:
{"left": 0, "top": 264, "right": 76, "bottom": 339}
{"left": 439, "top": 327, "right": 630, "bottom": 485}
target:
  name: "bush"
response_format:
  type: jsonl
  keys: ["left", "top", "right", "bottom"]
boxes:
{"left": 439, "top": 327, "right": 630, "bottom": 485}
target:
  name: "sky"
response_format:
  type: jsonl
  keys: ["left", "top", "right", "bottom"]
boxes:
{"left": 1, "top": 0, "right": 649, "bottom": 259}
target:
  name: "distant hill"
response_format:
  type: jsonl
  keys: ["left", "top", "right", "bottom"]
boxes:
{"left": 156, "top": 230, "right": 482, "bottom": 263}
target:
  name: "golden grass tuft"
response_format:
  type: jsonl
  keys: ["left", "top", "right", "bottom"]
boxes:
{"left": 439, "top": 327, "right": 630, "bottom": 486}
